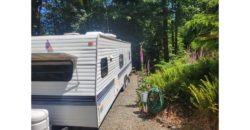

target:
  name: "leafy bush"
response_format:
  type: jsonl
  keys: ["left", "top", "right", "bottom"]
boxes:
{"left": 143, "top": 56, "right": 218, "bottom": 106}
{"left": 137, "top": 56, "right": 219, "bottom": 114}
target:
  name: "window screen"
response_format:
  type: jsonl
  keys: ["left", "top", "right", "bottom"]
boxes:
{"left": 119, "top": 54, "right": 124, "bottom": 69}
{"left": 32, "top": 60, "right": 74, "bottom": 81}
{"left": 101, "top": 58, "right": 108, "bottom": 78}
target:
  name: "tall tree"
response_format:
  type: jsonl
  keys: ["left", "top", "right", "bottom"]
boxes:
{"left": 33, "top": 0, "right": 218, "bottom": 70}
{"left": 171, "top": 19, "right": 175, "bottom": 54}
{"left": 174, "top": 1, "right": 180, "bottom": 54}
{"left": 32, "top": 0, "right": 42, "bottom": 35}
{"left": 162, "top": 0, "right": 169, "bottom": 62}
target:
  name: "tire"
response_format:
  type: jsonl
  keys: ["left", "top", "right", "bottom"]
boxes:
{"left": 121, "top": 76, "right": 128, "bottom": 91}
{"left": 127, "top": 76, "right": 130, "bottom": 83}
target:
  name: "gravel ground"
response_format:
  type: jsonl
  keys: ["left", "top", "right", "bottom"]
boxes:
{"left": 99, "top": 74, "right": 169, "bottom": 130}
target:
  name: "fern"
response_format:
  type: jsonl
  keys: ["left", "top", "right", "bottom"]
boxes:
{"left": 189, "top": 76, "right": 218, "bottom": 116}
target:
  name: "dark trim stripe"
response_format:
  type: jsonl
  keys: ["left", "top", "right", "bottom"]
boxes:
{"left": 32, "top": 60, "right": 73, "bottom": 63}
{"left": 96, "top": 79, "right": 115, "bottom": 103}
{"left": 118, "top": 62, "right": 131, "bottom": 78}
{"left": 32, "top": 95, "right": 96, "bottom": 106}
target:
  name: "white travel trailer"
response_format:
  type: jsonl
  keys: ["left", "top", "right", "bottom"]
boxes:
{"left": 31, "top": 32, "right": 132, "bottom": 129}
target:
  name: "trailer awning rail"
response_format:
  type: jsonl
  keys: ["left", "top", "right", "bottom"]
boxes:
{"left": 32, "top": 53, "right": 77, "bottom": 62}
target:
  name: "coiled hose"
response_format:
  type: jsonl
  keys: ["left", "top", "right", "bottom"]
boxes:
{"left": 147, "top": 86, "right": 164, "bottom": 113}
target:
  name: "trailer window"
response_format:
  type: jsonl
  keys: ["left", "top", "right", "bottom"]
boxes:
{"left": 101, "top": 58, "right": 108, "bottom": 78}
{"left": 32, "top": 60, "right": 74, "bottom": 81}
{"left": 119, "top": 54, "right": 124, "bottom": 69}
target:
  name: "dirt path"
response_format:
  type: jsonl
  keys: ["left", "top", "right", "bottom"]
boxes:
{"left": 100, "top": 74, "right": 169, "bottom": 130}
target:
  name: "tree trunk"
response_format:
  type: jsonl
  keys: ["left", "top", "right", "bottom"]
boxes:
{"left": 174, "top": 2, "right": 180, "bottom": 54}
{"left": 171, "top": 0, "right": 175, "bottom": 54}
{"left": 162, "top": 0, "right": 169, "bottom": 62}
{"left": 32, "top": 0, "right": 42, "bottom": 35}
{"left": 174, "top": 21, "right": 178, "bottom": 54}
{"left": 171, "top": 20, "right": 175, "bottom": 54}
{"left": 155, "top": 31, "right": 161, "bottom": 63}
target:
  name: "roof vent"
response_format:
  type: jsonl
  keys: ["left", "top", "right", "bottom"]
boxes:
{"left": 103, "top": 33, "right": 117, "bottom": 38}
{"left": 85, "top": 32, "right": 117, "bottom": 38}
{"left": 85, "top": 32, "right": 104, "bottom": 35}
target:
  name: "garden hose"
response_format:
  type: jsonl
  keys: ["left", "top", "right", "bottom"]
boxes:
{"left": 147, "top": 86, "right": 164, "bottom": 113}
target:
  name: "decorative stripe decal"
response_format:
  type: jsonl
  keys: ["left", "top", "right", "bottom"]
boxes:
{"left": 118, "top": 62, "right": 131, "bottom": 78}
{"left": 97, "top": 79, "right": 115, "bottom": 103}
{"left": 32, "top": 95, "right": 96, "bottom": 106}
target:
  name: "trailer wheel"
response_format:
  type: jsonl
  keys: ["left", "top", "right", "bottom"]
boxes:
{"left": 127, "top": 76, "right": 130, "bottom": 83}
{"left": 121, "top": 76, "right": 128, "bottom": 91}
{"left": 124, "top": 76, "right": 129, "bottom": 87}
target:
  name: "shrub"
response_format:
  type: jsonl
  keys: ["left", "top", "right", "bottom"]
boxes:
{"left": 143, "top": 56, "right": 218, "bottom": 106}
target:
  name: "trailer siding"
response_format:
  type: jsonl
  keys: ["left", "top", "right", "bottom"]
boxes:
{"left": 32, "top": 36, "right": 97, "bottom": 96}
{"left": 96, "top": 36, "right": 132, "bottom": 126}
{"left": 32, "top": 35, "right": 98, "bottom": 128}
{"left": 31, "top": 34, "right": 132, "bottom": 128}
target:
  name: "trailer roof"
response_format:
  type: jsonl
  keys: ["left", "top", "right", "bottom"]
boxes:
{"left": 32, "top": 32, "right": 130, "bottom": 44}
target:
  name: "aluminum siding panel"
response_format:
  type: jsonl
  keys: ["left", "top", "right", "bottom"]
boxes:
{"left": 32, "top": 35, "right": 97, "bottom": 96}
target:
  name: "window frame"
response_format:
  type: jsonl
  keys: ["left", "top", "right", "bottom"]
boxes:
{"left": 101, "top": 57, "right": 108, "bottom": 78}
{"left": 119, "top": 54, "right": 124, "bottom": 69}
{"left": 32, "top": 60, "right": 74, "bottom": 81}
